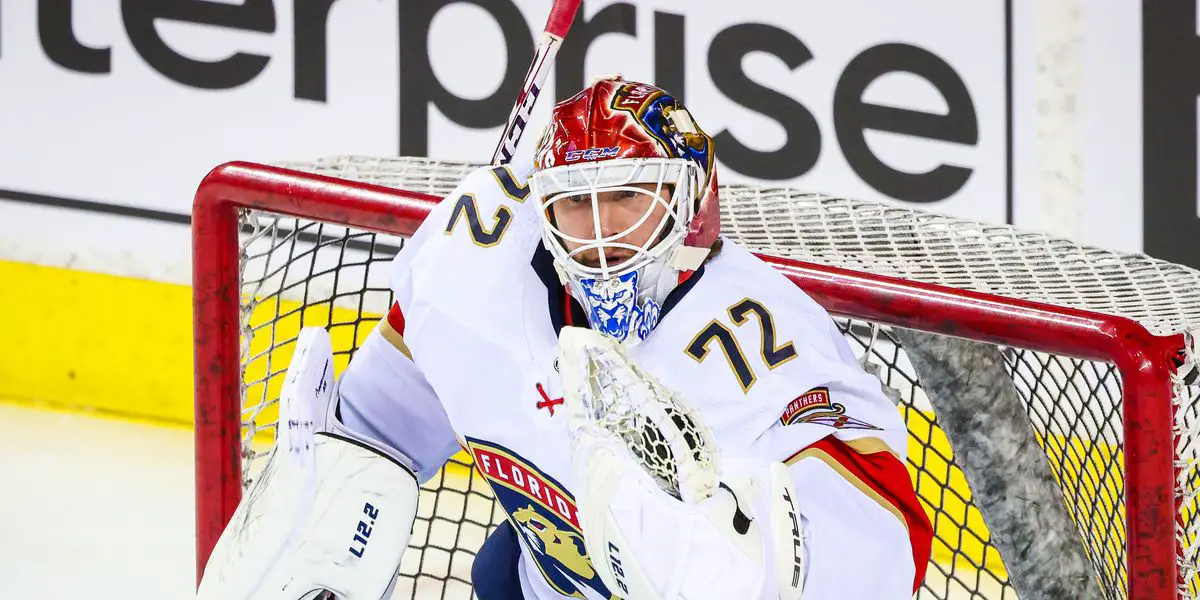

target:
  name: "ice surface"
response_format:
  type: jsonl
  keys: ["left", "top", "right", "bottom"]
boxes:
{"left": 0, "top": 404, "right": 196, "bottom": 599}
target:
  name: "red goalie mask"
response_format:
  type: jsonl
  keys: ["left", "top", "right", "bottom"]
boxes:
{"left": 531, "top": 77, "right": 721, "bottom": 279}
{"left": 529, "top": 76, "right": 721, "bottom": 343}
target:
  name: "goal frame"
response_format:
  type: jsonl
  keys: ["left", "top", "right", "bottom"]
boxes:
{"left": 192, "top": 161, "right": 1184, "bottom": 598}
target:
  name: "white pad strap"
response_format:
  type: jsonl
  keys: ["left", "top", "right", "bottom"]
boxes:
{"left": 197, "top": 328, "right": 420, "bottom": 600}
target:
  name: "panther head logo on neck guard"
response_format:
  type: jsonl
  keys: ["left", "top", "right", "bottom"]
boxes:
{"left": 577, "top": 270, "right": 660, "bottom": 344}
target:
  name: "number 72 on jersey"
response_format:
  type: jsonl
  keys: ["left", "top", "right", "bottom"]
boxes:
{"left": 687, "top": 298, "right": 797, "bottom": 393}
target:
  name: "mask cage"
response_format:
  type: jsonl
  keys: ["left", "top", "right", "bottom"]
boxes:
{"left": 531, "top": 157, "right": 699, "bottom": 281}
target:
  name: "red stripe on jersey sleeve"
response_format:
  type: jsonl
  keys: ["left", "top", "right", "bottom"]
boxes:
{"left": 387, "top": 301, "right": 406, "bottom": 335}
{"left": 786, "top": 437, "right": 933, "bottom": 593}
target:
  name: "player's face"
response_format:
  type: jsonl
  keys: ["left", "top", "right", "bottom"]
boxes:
{"left": 550, "top": 183, "right": 673, "bottom": 269}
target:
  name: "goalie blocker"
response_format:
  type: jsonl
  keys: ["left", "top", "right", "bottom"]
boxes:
{"left": 196, "top": 328, "right": 420, "bottom": 600}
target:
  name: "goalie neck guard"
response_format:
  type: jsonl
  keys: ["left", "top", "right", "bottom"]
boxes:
{"left": 530, "top": 76, "right": 721, "bottom": 344}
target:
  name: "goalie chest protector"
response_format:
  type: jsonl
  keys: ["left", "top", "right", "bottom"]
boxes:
{"left": 388, "top": 165, "right": 906, "bottom": 599}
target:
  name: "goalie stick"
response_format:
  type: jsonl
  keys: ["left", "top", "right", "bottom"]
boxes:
{"left": 489, "top": 0, "right": 583, "bottom": 166}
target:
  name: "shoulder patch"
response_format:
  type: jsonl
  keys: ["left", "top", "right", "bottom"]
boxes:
{"left": 780, "top": 387, "right": 880, "bottom": 431}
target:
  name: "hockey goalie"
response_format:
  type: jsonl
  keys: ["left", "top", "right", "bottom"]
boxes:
{"left": 196, "top": 77, "right": 933, "bottom": 600}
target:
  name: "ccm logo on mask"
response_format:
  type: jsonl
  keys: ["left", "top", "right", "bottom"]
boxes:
{"left": 566, "top": 146, "right": 621, "bottom": 162}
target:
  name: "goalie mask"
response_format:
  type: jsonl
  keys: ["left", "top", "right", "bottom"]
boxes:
{"left": 530, "top": 77, "right": 720, "bottom": 344}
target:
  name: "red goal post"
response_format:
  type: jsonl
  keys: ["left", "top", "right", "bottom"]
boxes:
{"left": 193, "top": 157, "right": 1199, "bottom": 600}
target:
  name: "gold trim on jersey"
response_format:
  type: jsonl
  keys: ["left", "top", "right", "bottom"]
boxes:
{"left": 728, "top": 297, "right": 798, "bottom": 371}
{"left": 789, "top": 447, "right": 908, "bottom": 532}
{"left": 842, "top": 436, "right": 900, "bottom": 458}
{"left": 684, "top": 297, "right": 800, "bottom": 394}
{"left": 686, "top": 318, "right": 757, "bottom": 393}
{"left": 378, "top": 319, "right": 412, "bottom": 360}
{"left": 444, "top": 193, "right": 514, "bottom": 248}
{"left": 489, "top": 165, "right": 531, "bottom": 203}
{"left": 785, "top": 436, "right": 908, "bottom": 532}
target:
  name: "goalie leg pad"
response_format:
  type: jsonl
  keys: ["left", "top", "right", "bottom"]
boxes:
{"left": 198, "top": 327, "right": 420, "bottom": 600}
{"left": 198, "top": 434, "right": 420, "bottom": 600}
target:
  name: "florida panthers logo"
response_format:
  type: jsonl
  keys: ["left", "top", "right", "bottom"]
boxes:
{"left": 578, "top": 270, "right": 660, "bottom": 343}
{"left": 780, "top": 387, "right": 880, "bottom": 431}
{"left": 610, "top": 81, "right": 715, "bottom": 185}
{"left": 512, "top": 506, "right": 595, "bottom": 580}
{"left": 466, "top": 438, "right": 614, "bottom": 599}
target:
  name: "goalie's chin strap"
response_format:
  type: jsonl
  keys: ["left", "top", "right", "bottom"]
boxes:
{"left": 563, "top": 286, "right": 581, "bottom": 327}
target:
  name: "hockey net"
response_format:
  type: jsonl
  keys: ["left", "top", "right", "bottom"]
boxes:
{"left": 193, "top": 156, "right": 1200, "bottom": 600}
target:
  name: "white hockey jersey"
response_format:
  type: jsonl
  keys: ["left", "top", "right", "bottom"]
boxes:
{"left": 336, "top": 165, "right": 933, "bottom": 600}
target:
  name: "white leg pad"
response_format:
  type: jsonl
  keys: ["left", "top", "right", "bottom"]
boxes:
{"left": 197, "top": 328, "right": 419, "bottom": 600}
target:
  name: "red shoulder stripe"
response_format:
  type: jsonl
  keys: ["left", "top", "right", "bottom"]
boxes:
{"left": 785, "top": 437, "right": 933, "bottom": 593}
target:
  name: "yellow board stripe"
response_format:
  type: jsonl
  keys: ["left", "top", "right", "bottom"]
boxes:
{"left": 0, "top": 260, "right": 194, "bottom": 423}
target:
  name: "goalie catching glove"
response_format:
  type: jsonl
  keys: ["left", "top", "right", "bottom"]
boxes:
{"left": 558, "top": 327, "right": 806, "bottom": 600}
{"left": 196, "top": 327, "right": 420, "bottom": 600}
